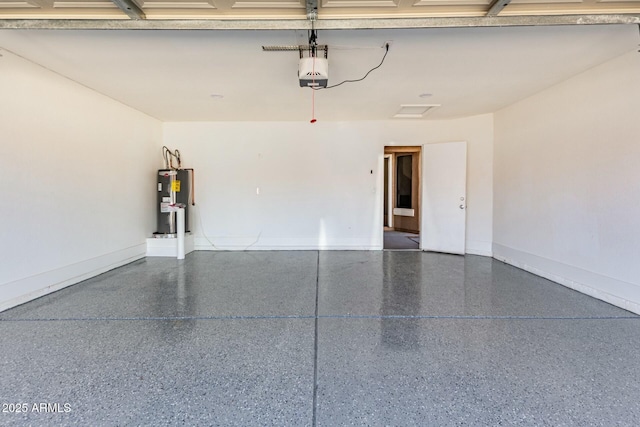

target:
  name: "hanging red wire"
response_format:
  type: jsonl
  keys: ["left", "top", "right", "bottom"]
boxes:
{"left": 310, "top": 55, "right": 317, "bottom": 123}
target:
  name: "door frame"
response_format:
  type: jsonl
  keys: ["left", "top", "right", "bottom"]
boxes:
{"left": 380, "top": 142, "right": 467, "bottom": 253}
{"left": 382, "top": 145, "right": 422, "bottom": 250}
{"left": 384, "top": 154, "right": 393, "bottom": 229}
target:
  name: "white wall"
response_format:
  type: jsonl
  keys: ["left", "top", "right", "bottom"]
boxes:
{"left": 163, "top": 115, "right": 493, "bottom": 254}
{"left": 494, "top": 50, "right": 640, "bottom": 314}
{"left": 0, "top": 49, "right": 162, "bottom": 311}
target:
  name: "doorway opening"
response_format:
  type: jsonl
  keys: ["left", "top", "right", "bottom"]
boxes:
{"left": 383, "top": 146, "right": 421, "bottom": 250}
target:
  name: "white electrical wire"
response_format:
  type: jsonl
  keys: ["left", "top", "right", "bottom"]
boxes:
{"left": 193, "top": 203, "right": 219, "bottom": 250}
{"left": 193, "top": 203, "right": 262, "bottom": 251}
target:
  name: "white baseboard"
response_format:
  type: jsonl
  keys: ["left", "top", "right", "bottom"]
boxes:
{"left": 193, "top": 236, "right": 381, "bottom": 251}
{"left": 192, "top": 235, "right": 490, "bottom": 253}
{"left": 493, "top": 243, "right": 640, "bottom": 315}
{"left": 465, "top": 240, "right": 493, "bottom": 257}
{"left": 0, "top": 244, "right": 146, "bottom": 313}
{"left": 10, "top": 241, "right": 634, "bottom": 316}
{"left": 146, "top": 234, "right": 195, "bottom": 257}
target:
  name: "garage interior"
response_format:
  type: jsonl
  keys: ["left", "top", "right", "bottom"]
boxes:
{"left": 1, "top": 1, "right": 639, "bottom": 424}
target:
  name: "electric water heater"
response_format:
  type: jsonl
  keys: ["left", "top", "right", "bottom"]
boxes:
{"left": 156, "top": 169, "right": 191, "bottom": 235}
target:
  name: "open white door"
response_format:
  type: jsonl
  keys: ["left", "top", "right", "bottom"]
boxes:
{"left": 421, "top": 141, "right": 467, "bottom": 255}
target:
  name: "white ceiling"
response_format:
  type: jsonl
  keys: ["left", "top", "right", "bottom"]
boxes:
{"left": 0, "top": 24, "right": 637, "bottom": 121}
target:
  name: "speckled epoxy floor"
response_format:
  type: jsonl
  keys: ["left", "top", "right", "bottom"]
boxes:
{"left": 1, "top": 251, "right": 638, "bottom": 426}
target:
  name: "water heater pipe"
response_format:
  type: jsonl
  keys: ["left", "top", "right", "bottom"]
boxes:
{"left": 177, "top": 207, "right": 185, "bottom": 260}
